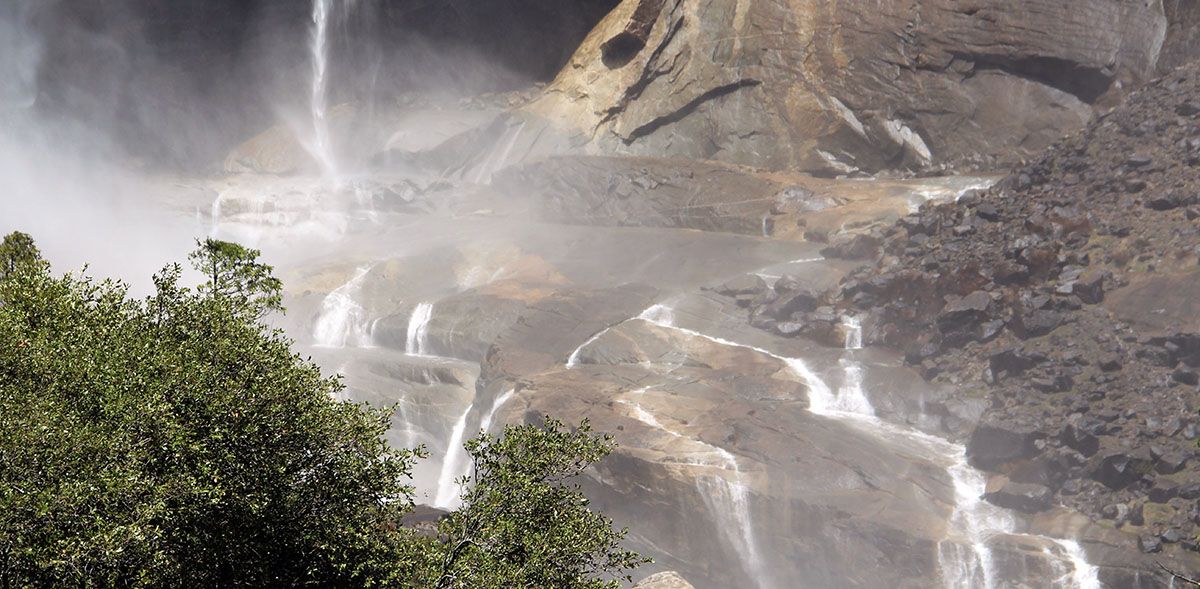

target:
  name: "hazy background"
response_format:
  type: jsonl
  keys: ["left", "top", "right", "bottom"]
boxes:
{"left": 0, "top": 0, "right": 617, "bottom": 286}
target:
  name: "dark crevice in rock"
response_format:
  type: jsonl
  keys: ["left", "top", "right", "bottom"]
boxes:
{"left": 621, "top": 79, "right": 762, "bottom": 144}
{"left": 602, "top": 32, "right": 647, "bottom": 68}
{"left": 962, "top": 54, "right": 1115, "bottom": 104}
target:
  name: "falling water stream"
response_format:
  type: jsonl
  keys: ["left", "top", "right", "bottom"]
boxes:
{"left": 434, "top": 389, "right": 517, "bottom": 510}
{"left": 434, "top": 402, "right": 474, "bottom": 509}
{"left": 405, "top": 302, "right": 434, "bottom": 356}
{"left": 313, "top": 265, "right": 373, "bottom": 347}
{"left": 618, "top": 388, "right": 772, "bottom": 589}
{"left": 309, "top": 0, "right": 340, "bottom": 183}
{"left": 632, "top": 304, "right": 1102, "bottom": 589}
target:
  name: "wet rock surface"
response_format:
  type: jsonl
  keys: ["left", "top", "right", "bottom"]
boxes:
{"left": 736, "top": 62, "right": 1200, "bottom": 577}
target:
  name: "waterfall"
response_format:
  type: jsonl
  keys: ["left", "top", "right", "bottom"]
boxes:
{"left": 567, "top": 326, "right": 617, "bottom": 368}
{"left": 309, "top": 0, "right": 340, "bottom": 183}
{"left": 618, "top": 388, "right": 771, "bottom": 589}
{"left": 835, "top": 359, "right": 875, "bottom": 416}
{"left": 642, "top": 303, "right": 1101, "bottom": 588}
{"left": 312, "top": 265, "right": 373, "bottom": 347}
{"left": 937, "top": 451, "right": 1011, "bottom": 589}
{"left": 405, "top": 302, "right": 434, "bottom": 356}
{"left": 479, "top": 389, "right": 516, "bottom": 434}
{"left": 434, "top": 402, "right": 474, "bottom": 509}
{"left": 1050, "top": 539, "right": 1102, "bottom": 589}
{"left": 696, "top": 451, "right": 772, "bottom": 589}
{"left": 433, "top": 389, "right": 515, "bottom": 510}
{"left": 842, "top": 315, "right": 863, "bottom": 350}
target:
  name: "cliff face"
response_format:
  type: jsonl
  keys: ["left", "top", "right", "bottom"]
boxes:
{"left": 525, "top": 0, "right": 1198, "bottom": 175}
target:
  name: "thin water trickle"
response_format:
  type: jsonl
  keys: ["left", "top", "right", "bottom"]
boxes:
{"left": 479, "top": 389, "right": 516, "bottom": 434}
{"left": 405, "top": 302, "right": 434, "bottom": 356}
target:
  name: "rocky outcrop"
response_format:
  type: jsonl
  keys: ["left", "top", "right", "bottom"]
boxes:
{"left": 518, "top": 0, "right": 1200, "bottom": 175}
{"left": 633, "top": 571, "right": 696, "bottom": 589}
{"left": 737, "top": 61, "right": 1200, "bottom": 575}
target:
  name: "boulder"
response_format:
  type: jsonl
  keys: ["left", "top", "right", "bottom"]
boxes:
{"left": 937, "top": 290, "right": 995, "bottom": 345}
{"left": 1090, "top": 451, "right": 1154, "bottom": 490}
{"left": 984, "top": 478, "right": 1055, "bottom": 513}
{"left": 633, "top": 572, "right": 696, "bottom": 589}
{"left": 714, "top": 275, "right": 769, "bottom": 298}
{"left": 1012, "top": 309, "right": 1065, "bottom": 339}
{"left": 967, "top": 422, "right": 1044, "bottom": 470}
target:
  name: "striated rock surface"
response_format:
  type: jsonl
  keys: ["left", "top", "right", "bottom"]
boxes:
{"left": 517, "top": 0, "right": 1199, "bottom": 175}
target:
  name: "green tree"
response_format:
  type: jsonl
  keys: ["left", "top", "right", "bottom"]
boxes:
{"left": 0, "top": 239, "right": 420, "bottom": 587}
{"left": 0, "top": 233, "right": 646, "bottom": 588}
{"left": 429, "top": 418, "right": 649, "bottom": 589}
{"left": 188, "top": 237, "right": 283, "bottom": 319}
{"left": 0, "top": 231, "right": 43, "bottom": 281}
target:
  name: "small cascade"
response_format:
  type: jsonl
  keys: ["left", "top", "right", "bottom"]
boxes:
{"left": 309, "top": 0, "right": 340, "bottom": 183}
{"left": 618, "top": 388, "right": 771, "bottom": 589}
{"left": 567, "top": 327, "right": 616, "bottom": 368}
{"left": 695, "top": 451, "right": 772, "bottom": 589}
{"left": 434, "top": 402, "right": 474, "bottom": 509}
{"left": 312, "top": 265, "right": 373, "bottom": 348}
{"left": 937, "top": 451, "right": 1012, "bottom": 589}
{"left": 639, "top": 303, "right": 676, "bottom": 326}
{"left": 405, "top": 302, "right": 434, "bottom": 356}
{"left": 641, "top": 303, "right": 1101, "bottom": 588}
{"left": 842, "top": 315, "right": 863, "bottom": 350}
{"left": 479, "top": 389, "right": 516, "bottom": 434}
{"left": 834, "top": 314, "right": 873, "bottom": 416}
{"left": 1050, "top": 540, "right": 1102, "bottom": 589}
{"left": 835, "top": 359, "right": 875, "bottom": 416}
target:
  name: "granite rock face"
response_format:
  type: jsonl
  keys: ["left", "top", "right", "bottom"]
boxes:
{"left": 734, "top": 60, "right": 1200, "bottom": 577}
{"left": 523, "top": 0, "right": 1199, "bottom": 174}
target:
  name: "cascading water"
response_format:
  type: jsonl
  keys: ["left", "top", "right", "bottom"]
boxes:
{"left": 405, "top": 302, "right": 434, "bottom": 356}
{"left": 618, "top": 388, "right": 772, "bottom": 589}
{"left": 434, "top": 402, "right": 474, "bottom": 509}
{"left": 312, "top": 265, "right": 373, "bottom": 347}
{"left": 479, "top": 389, "right": 516, "bottom": 434}
{"left": 640, "top": 303, "right": 1101, "bottom": 589}
{"left": 841, "top": 315, "right": 863, "bottom": 350}
{"left": 835, "top": 315, "right": 874, "bottom": 416}
{"left": 309, "top": 0, "right": 340, "bottom": 183}
{"left": 567, "top": 326, "right": 618, "bottom": 368}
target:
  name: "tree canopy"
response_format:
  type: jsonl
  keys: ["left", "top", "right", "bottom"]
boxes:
{"left": 0, "top": 232, "right": 644, "bottom": 588}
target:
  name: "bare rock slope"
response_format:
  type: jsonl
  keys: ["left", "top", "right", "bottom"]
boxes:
{"left": 520, "top": 0, "right": 1199, "bottom": 175}
{"left": 738, "top": 60, "right": 1200, "bottom": 580}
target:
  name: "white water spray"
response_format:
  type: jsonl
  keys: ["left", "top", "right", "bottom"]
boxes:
{"left": 309, "top": 0, "right": 340, "bottom": 183}
{"left": 567, "top": 327, "right": 615, "bottom": 368}
{"left": 313, "top": 265, "right": 373, "bottom": 347}
{"left": 479, "top": 389, "right": 516, "bottom": 434}
{"left": 434, "top": 402, "right": 474, "bottom": 509}
{"left": 842, "top": 315, "right": 863, "bottom": 350}
{"left": 405, "top": 302, "right": 434, "bottom": 356}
